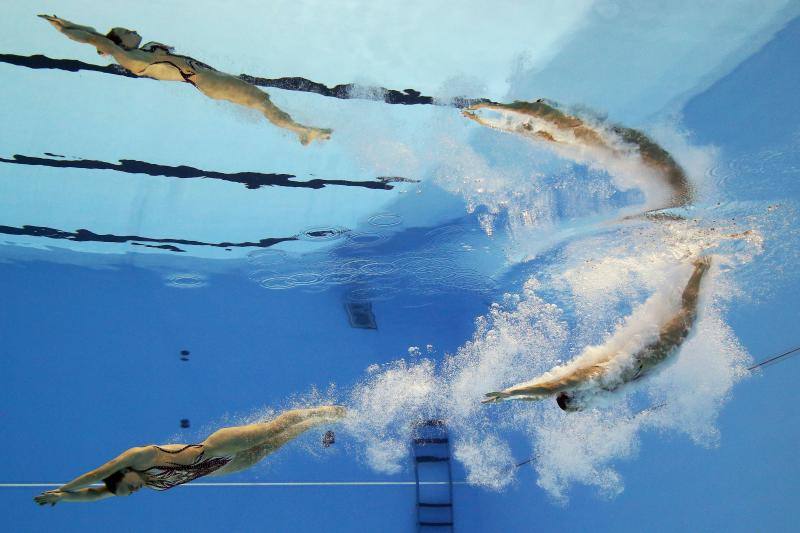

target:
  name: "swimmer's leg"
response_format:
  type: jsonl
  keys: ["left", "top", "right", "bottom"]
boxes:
{"left": 191, "top": 70, "right": 331, "bottom": 144}
{"left": 210, "top": 407, "right": 345, "bottom": 474}
{"left": 202, "top": 406, "right": 345, "bottom": 456}
{"left": 211, "top": 417, "right": 334, "bottom": 476}
{"left": 254, "top": 95, "right": 332, "bottom": 146}
{"left": 268, "top": 412, "right": 341, "bottom": 448}
{"left": 682, "top": 257, "right": 711, "bottom": 311}
{"left": 267, "top": 406, "right": 346, "bottom": 434}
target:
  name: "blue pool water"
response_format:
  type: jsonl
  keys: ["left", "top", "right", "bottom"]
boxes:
{"left": 1, "top": 2, "right": 799, "bottom": 532}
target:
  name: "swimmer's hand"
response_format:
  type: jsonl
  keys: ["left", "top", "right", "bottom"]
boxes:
{"left": 462, "top": 101, "right": 504, "bottom": 122}
{"left": 38, "top": 15, "right": 92, "bottom": 33}
{"left": 38, "top": 14, "right": 75, "bottom": 31}
{"left": 34, "top": 490, "right": 63, "bottom": 507}
{"left": 38, "top": 14, "right": 67, "bottom": 28}
{"left": 481, "top": 391, "right": 511, "bottom": 404}
{"left": 461, "top": 103, "right": 490, "bottom": 124}
{"left": 464, "top": 102, "right": 492, "bottom": 112}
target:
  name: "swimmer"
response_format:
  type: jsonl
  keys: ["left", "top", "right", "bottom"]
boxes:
{"left": 38, "top": 15, "right": 332, "bottom": 145}
{"left": 463, "top": 100, "right": 691, "bottom": 209}
{"left": 33, "top": 406, "right": 345, "bottom": 505}
{"left": 483, "top": 257, "right": 711, "bottom": 410}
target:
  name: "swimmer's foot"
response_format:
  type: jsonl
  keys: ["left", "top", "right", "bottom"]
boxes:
{"left": 331, "top": 405, "right": 347, "bottom": 419}
{"left": 693, "top": 256, "right": 712, "bottom": 270}
{"left": 317, "top": 405, "right": 347, "bottom": 421}
{"left": 299, "top": 128, "right": 332, "bottom": 146}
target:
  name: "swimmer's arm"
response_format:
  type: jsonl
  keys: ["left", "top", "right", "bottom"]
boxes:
{"left": 37, "top": 15, "right": 97, "bottom": 33}
{"left": 511, "top": 364, "right": 607, "bottom": 395}
{"left": 35, "top": 487, "right": 114, "bottom": 506}
{"left": 57, "top": 446, "right": 153, "bottom": 492}
{"left": 38, "top": 15, "right": 120, "bottom": 56}
{"left": 62, "top": 487, "right": 114, "bottom": 502}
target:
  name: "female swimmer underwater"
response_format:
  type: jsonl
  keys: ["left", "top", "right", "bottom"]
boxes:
{"left": 39, "top": 14, "right": 332, "bottom": 145}
{"left": 34, "top": 406, "right": 345, "bottom": 505}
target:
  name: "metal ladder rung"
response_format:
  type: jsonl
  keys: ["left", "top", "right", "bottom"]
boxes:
{"left": 418, "top": 419, "right": 445, "bottom": 427}
{"left": 416, "top": 455, "right": 449, "bottom": 462}
{"left": 414, "top": 420, "right": 453, "bottom": 531}
{"left": 413, "top": 438, "right": 449, "bottom": 444}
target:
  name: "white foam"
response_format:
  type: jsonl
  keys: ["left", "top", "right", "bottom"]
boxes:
{"left": 524, "top": 295, "right": 751, "bottom": 500}
{"left": 442, "top": 281, "right": 568, "bottom": 421}
{"left": 330, "top": 102, "right": 763, "bottom": 501}
{"left": 344, "top": 359, "right": 437, "bottom": 473}
{"left": 521, "top": 404, "right": 640, "bottom": 502}
{"left": 452, "top": 434, "right": 515, "bottom": 490}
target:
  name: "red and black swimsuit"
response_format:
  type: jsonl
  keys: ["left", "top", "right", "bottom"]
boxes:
{"left": 135, "top": 445, "right": 232, "bottom": 491}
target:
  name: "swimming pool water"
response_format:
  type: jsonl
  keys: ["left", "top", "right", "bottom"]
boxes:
{"left": 2, "top": 2, "right": 799, "bottom": 532}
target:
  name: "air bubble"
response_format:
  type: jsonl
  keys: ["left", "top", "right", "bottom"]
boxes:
{"left": 368, "top": 213, "right": 403, "bottom": 227}
{"left": 258, "top": 276, "right": 297, "bottom": 290}
{"left": 298, "top": 226, "right": 350, "bottom": 241}
{"left": 360, "top": 262, "right": 399, "bottom": 276}
{"left": 345, "top": 232, "right": 388, "bottom": 248}
{"left": 164, "top": 272, "right": 208, "bottom": 289}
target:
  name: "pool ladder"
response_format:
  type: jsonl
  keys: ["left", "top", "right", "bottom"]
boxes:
{"left": 412, "top": 420, "right": 454, "bottom": 531}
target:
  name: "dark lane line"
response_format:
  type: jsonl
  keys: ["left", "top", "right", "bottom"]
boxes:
{"left": 238, "top": 73, "right": 487, "bottom": 108}
{"left": 0, "top": 52, "right": 138, "bottom": 77}
{"left": 0, "top": 53, "right": 490, "bottom": 108}
{"left": 0, "top": 224, "right": 299, "bottom": 253}
{"left": 0, "top": 154, "right": 416, "bottom": 191}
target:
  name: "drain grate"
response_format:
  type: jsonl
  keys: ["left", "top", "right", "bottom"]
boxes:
{"left": 345, "top": 301, "right": 377, "bottom": 329}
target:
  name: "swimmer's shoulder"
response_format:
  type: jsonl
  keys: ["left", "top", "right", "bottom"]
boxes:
{"left": 114, "top": 47, "right": 156, "bottom": 71}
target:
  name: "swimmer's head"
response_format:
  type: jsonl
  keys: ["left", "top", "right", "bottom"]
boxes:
{"left": 556, "top": 391, "right": 584, "bottom": 412}
{"left": 106, "top": 27, "right": 142, "bottom": 50}
{"left": 103, "top": 468, "right": 145, "bottom": 496}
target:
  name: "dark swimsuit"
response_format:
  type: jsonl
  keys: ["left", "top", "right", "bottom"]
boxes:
{"left": 135, "top": 445, "right": 232, "bottom": 491}
{"left": 134, "top": 42, "right": 217, "bottom": 87}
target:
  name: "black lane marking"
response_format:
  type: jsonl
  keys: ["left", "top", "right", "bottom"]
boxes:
{"left": 131, "top": 242, "right": 185, "bottom": 252}
{"left": 0, "top": 53, "right": 491, "bottom": 108}
{"left": 237, "top": 73, "right": 489, "bottom": 108}
{"left": 0, "top": 224, "right": 298, "bottom": 253}
{"left": 0, "top": 53, "right": 138, "bottom": 77}
{"left": 0, "top": 154, "right": 413, "bottom": 191}
{"left": 377, "top": 176, "right": 419, "bottom": 184}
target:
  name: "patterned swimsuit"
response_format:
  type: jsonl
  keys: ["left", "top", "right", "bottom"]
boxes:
{"left": 134, "top": 42, "right": 218, "bottom": 87}
{"left": 135, "top": 445, "right": 232, "bottom": 491}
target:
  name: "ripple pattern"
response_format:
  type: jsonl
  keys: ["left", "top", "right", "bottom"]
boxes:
{"left": 245, "top": 226, "right": 497, "bottom": 299}
{"left": 164, "top": 272, "right": 209, "bottom": 289}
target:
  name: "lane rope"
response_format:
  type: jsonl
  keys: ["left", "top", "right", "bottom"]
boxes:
{"left": 0, "top": 53, "right": 489, "bottom": 108}
{"left": 747, "top": 345, "right": 800, "bottom": 371}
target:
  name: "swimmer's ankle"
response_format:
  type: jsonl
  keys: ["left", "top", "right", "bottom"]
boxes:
{"left": 298, "top": 128, "right": 332, "bottom": 146}
{"left": 321, "top": 405, "right": 347, "bottom": 420}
